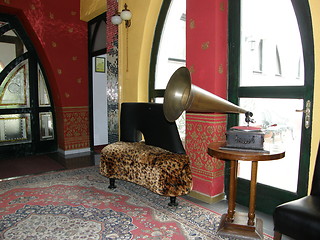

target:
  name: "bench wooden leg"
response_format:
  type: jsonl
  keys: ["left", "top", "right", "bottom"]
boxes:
{"left": 274, "top": 231, "right": 282, "bottom": 240}
{"left": 108, "top": 178, "right": 116, "bottom": 189}
{"left": 168, "top": 196, "right": 178, "bottom": 206}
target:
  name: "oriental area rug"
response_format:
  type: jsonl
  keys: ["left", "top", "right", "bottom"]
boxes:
{"left": 0, "top": 166, "right": 273, "bottom": 240}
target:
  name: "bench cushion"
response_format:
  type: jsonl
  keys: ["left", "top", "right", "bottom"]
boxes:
{"left": 100, "top": 141, "right": 192, "bottom": 197}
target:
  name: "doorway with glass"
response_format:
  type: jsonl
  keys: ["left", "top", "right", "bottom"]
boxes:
{"left": 228, "top": 0, "right": 314, "bottom": 214}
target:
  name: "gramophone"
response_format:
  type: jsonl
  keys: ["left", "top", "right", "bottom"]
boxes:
{"left": 163, "top": 67, "right": 266, "bottom": 152}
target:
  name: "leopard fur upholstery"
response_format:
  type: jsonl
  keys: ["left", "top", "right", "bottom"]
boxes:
{"left": 100, "top": 141, "right": 193, "bottom": 197}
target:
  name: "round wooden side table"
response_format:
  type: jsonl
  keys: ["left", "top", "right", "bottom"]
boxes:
{"left": 207, "top": 142, "right": 285, "bottom": 240}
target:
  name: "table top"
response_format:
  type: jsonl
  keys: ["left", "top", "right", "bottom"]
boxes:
{"left": 207, "top": 142, "right": 285, "bottom": 162}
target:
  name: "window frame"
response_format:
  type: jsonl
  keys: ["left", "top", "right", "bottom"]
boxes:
{"left": 149, "top": 0, "right": 172, "bottom": 102}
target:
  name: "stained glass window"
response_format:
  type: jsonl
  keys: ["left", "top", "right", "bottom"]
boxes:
{"left": 0, "top": 60, "right": 29, "bottom": 108}
{"left": 0, "top": 114, "right": 31, "bottom": 145}
{"left": 38, "top": 66, "right": 50, "bottom": 107}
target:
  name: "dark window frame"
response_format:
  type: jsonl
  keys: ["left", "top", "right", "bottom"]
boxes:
{"left": 148, "top": 0, "right": 172, "bottom": 102}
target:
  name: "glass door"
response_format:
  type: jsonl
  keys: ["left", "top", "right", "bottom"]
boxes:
{"left": 228, "top": 0, "right": 314, "bottom": 214}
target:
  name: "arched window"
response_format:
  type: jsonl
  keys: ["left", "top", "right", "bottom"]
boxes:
{"left": 0, "top": 15, "right": 56, "bottom": 156}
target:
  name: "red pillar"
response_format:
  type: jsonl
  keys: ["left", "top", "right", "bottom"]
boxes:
{"left": 186, "top": 0, "right": 228, "bottom": 200}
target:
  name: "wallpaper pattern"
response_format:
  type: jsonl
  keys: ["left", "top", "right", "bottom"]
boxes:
{"left": 186, "top": 113, "right": 226, "bottom": 197}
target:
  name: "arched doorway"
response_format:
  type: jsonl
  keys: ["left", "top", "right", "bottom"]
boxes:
{"left": 0, "top": 14, "right": 56, "bottom": 157}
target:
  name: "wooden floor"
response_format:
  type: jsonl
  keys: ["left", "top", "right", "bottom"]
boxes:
{"left": 0, "top": 151, "right": 98, "bottom": 180}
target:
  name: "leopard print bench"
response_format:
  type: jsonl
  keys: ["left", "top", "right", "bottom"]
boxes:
{"left": 100, "top": 141, "right": 193, "bottom": 206}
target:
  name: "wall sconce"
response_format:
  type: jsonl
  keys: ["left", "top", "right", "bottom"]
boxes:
{"left": 111, "top": 3, "right": 132, "bottom": 28}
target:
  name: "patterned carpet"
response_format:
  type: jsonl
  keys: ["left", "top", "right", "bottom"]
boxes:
{"left": 0, "top": 166, "right": 273, "bottom": 240}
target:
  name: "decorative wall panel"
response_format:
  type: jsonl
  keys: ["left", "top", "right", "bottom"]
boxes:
{"left": 106, "top": 0, "right": 119, "bottom": 143}
{"left": 186, "top": 113, "right": 226, "bottom": 196}
{"left": 56, "top": 106, "right": 90, "bottom": 151}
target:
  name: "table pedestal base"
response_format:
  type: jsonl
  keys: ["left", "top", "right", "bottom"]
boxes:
{"left": 217, "top": 212, "right": 264, "bottom": 240}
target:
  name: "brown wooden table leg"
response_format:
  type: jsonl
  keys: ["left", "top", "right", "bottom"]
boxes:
{"left": 226, "top": 160, "right": 238, "bottom": 222}
{"left": 208, "top": 142, "right": 284, "bottom": 240}
{"left": 248, "top": 161, "right": 258, "bottom": 226}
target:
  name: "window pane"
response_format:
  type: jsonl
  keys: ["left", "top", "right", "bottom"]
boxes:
{"left": 0, "top": 60, "right": 29, "bottom": 108}
{"left": 240, "top": 0, "right": 304, "bottom": 86}
{"left": 0, "top": 113, "right": 31, "bottom": 145}
{"left": 92, "top": 20, "right": 106, "bottom": 52}
{"left": 0, "top": 21, "right": 8, "bottom": 27}
{"left": 0, "top": 29, "right": 26, "bottom": 73}
{"left": 238, "top": 98, "right": 303, "bottom": 192}
{"left": 155, "top": 0, "right": 186, "bottom": 89}
{"left": 39, "top": 112, "right": 54, "bottom": 140}
{"left": 154, "top": 97, "right": 185, "bottom": 144}
{"left": 38, "top": 66, "right": 51, "bottom": 107}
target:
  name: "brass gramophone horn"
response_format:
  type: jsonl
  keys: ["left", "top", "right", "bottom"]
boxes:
{"left": 163, "top": 67, "right": 248, "bottom": 122}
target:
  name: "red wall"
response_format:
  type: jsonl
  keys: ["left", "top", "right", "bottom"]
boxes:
{"left": 0, "top": 0, "right": 89, "bottom": 151}
{"left": 186, "top": 0, "right": 228, "bottom": 198}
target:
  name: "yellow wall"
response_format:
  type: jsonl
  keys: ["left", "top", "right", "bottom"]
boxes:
{"left": 308, "top": 0, "right": 320, "bottom": 190}
{"left": 80, "top": 0, "right": 162, "bottom": 102}
{"left": 117, "top": 0, "right": 162, "bottom": 103}
{"left": 80, "top": 0, "right": 106, "bottom": 22}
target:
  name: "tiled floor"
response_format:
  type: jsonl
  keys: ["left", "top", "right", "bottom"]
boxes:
{"left": 0, "top": 151, "right": 294, "bottom": 239}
